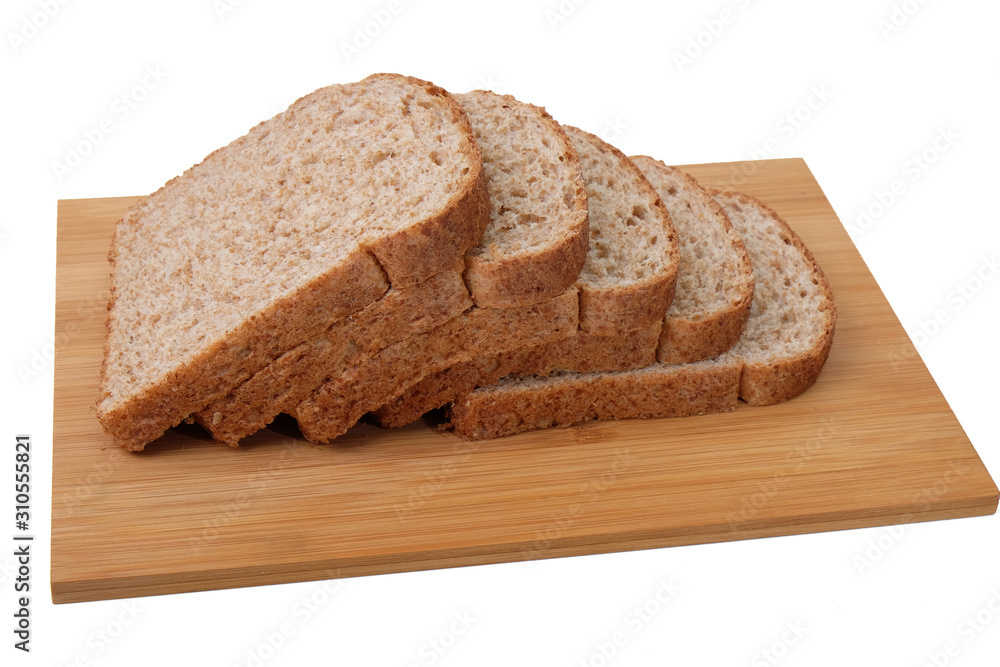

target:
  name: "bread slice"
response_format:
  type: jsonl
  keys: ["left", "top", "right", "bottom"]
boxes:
{"left": 630, "top": 157, "right": 754, "bottom": 364}
{"left": 567, "top": 127, "right": 678, "bottom": 335}
{"left": 97, "top": 74, "right": 490, "bottom": 451}
{"left": 457, "top": 91, "right": 589, "bottom": 307}
{"left": 371, "top": 128, "right": 679, "bottom": 428}
{"left": 183, "top": 89, "right": 589, "bottom": 446}
{"left": 710, "top": 189, "right": 836, "bottom": 405}
{"left": 448, "top": 188, "right": 836, "bottom": 440}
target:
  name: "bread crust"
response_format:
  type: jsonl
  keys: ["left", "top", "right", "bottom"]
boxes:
{"left": 293, "top": 289, "right": 581, "bottom": 443}
{"left": 465, "top": 226, "right": 590, "bottom": 309}
{"left": 192, "top": 267, "right": 472, "bottom": 445}
{"left": 579, "top": 273, "right": 677, "bottom": 336}
{"left": 373, "top": 324, "right": 660, "bottom": 428}
{"left": 658, "top": 301, "right": 752, "bottom": 365}
{"left": 448, "top": 359, "right": 742, "bottom": 440}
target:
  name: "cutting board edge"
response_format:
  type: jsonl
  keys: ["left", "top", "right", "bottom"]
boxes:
{"left": 51, "top": 491, "right": 997, "bottom": 604}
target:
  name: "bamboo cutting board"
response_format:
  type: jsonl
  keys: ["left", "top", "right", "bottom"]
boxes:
{"left": 51, "top": 158, "right": 998, "bottom": 604}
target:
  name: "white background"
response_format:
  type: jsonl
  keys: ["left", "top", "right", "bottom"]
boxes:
{"left": 2, "top": 0, "right": 999, "bottom": 665}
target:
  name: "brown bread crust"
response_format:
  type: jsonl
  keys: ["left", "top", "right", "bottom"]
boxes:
{"left": 372, "top": 325, "right": 660, "bottom": 427}
{"left": 465, "top": 228, "right": 590, "bottom": 309}
{"left": 448, "top": 360, "right": 742, "bottom": 441}
{"left": 293, "top": 289, "right": 580, "bottom": 443}
{"left": 193, "top": 267, "right": 472, "bottom": 444}
{"left": 658, "top": 302, "right": 752, "bottom": 365}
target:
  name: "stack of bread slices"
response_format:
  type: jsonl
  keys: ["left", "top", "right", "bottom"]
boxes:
{"left": 97, "top": 73, "right": 836, "bottom": 452}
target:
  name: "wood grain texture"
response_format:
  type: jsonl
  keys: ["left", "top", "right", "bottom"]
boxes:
{"left": 50, "top": 159, "right": 998, "bottom": 604}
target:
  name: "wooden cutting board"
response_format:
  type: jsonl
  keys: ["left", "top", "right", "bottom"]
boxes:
{"left": 51, "top": 158, "right": 998, "bottom": 604}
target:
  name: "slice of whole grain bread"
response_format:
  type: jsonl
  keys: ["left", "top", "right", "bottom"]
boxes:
{"left": 457, "top": 91, "right": 590, "bottom": 307}
{"left": 710, "top": 189, "right": 836, "bottom": 405}
{"left": 98, "top": 73, "right": 490, "bottom": 451}
{"left": 630, "top": 157, "right": 754, "bottom": 364}
{"left": 567, "top": 127, "right": 679, "bottom": 335}
{"left": 448, "top": 189, "right": 835, "bottom": 440}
